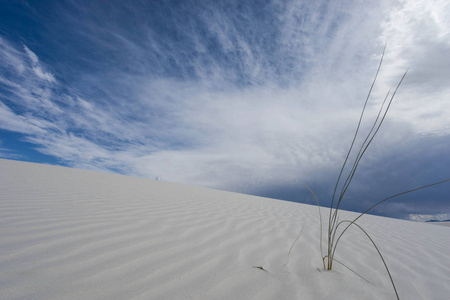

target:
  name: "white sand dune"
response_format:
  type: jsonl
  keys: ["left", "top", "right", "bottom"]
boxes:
{"left": 1, "top": 158, "right": 449, "bottom": 299}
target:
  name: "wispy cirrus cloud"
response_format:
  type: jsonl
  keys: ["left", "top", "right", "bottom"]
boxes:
{"left": 23, "top": 45, "right": 56, "bottom": 83}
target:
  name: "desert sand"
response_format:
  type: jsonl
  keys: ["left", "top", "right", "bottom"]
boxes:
{"left": 1, "top": 158, "right": 449, "bottom": 299}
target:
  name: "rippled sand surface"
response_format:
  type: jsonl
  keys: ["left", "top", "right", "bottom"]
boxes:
{"left": 1, "top": 159, "right": 449, "bottom": 299}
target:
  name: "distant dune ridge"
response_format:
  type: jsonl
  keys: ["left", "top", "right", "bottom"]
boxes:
{"left": 1, "top": 158, "right": 449, "bottom": 299}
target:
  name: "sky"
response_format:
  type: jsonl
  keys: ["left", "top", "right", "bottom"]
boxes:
{"left": 0, "top": 0, "right": 449, "bottom": 221}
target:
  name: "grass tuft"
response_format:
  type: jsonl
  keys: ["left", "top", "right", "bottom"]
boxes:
{"left": 304, "top": 48, "right": 450, "bottom": 300}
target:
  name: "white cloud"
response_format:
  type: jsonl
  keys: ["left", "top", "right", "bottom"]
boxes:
{"left": 0, "top": 37, "right": 26, "bottom": 73}
{"left": 31, "top": 66, "right": 56, "bottom": 84}
{"left": 378, "top": 0, "right": 450, "bottom": 136}
{"left": 23, "top": 45, "right": 39, "bottom": 64}
{"left": 23, "top": 45, "right": 56, "bottom": 83}
{"left": 409, "top": 213, "right": 450, "bottom": 222}
{"left": 0, "top": 102, "right": 47, "bottom": 134}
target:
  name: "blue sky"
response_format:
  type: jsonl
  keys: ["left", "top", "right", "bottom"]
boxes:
{"left": 1, "top": 0, "right": 449, "bottom": 220}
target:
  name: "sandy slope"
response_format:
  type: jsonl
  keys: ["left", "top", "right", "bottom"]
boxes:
{"left": 0, "top": 158, "right": 449, "bottom": 299}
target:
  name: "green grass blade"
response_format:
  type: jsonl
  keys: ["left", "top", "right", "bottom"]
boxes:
{"left": 336, "top": 220, "right": 400, "bottom": 300}
{"left": 331, "top": 179, "right": 449, "bottom": 271}
{"left": 328, "top": 67, "right": 408, "bottom": 270}
{"left": 304, "top": 183, "right": 325, "bottom": 269}
{"left": 331, "top": 179, "right": 449, "bottom": 272}
{"left": 329, "top": 47, "right": 386, "bottom": 255}
{"left": 332, "top": 257, "right": 374, "bottom": 286}
{"left": 334, "top": 68, "right": 408, "bottom": 217}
